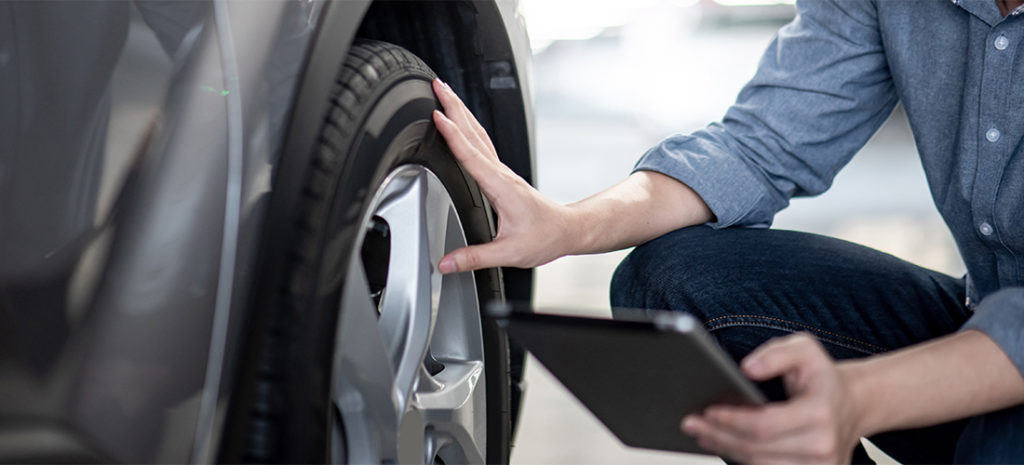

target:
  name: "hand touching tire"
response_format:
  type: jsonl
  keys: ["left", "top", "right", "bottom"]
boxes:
{"left": 432, "top": 79, "right": 575, "bottom": 274}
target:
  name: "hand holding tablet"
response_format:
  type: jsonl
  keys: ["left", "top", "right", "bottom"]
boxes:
{"left": 489, "top": 303, "right": 766, "bottom": 454}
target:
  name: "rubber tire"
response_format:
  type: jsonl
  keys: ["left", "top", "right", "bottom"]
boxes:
{"left": 240, "top": 40, "right": 511, "bottom": 463}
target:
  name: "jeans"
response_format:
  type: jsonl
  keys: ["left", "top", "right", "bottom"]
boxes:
{"left": 610, "top": 226, "right": 1024, "bottom": 464}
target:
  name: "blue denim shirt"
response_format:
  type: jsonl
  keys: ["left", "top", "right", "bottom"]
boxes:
{"left": 635, "top": 0, "right": 1024, "bottom": 375}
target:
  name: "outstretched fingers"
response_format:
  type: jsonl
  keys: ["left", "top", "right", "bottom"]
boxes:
{"left": 432, "top": 79, "right": 499, "bottom": 160}
{"left": 430, "top": 78, "right": 551, "bottom": 274}
{"left": 432, "top": 110, "right": 501, "bottom": 191}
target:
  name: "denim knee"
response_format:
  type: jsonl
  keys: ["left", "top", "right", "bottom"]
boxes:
{"left": 609, "top": 247, "right": 647, "bottom": 310}
{"left": 609, "top": 226, "right": 716, "bottom": 314}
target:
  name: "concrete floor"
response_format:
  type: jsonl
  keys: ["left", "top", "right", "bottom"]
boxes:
{"left": 509, "top": 7, "right": 961, "bottom": 464}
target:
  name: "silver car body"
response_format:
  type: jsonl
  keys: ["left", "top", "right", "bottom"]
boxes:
{"left": 0, "top": 1, "right": 533, "bottom": 462}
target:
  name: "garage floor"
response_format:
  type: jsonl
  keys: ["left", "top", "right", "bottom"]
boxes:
{"left": 510, "top": 9, "right": 959, "bottom": 464}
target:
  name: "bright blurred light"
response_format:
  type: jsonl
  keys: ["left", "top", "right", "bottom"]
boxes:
{"left": 713, "top": 0, "right": 794, "bottom": 5}
{"left": 521, "top": 0, "right": 698, "bottom": 52}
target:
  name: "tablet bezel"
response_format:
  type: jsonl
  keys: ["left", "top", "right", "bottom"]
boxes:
{"left": 491, "top": 305, "right": 765, "bottom": 454}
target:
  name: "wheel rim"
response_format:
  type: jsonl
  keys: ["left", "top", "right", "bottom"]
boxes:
{"left": 331, "top": 164, "right": 487, "bottom": 464}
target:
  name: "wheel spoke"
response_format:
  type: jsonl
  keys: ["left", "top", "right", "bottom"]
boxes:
{"left": 431, "top": 269, "right": 484, "bottom": 363}
{"left": 333, "top": 255, "right": 400, "bottom": 464}
{"left": 413, "top": 360, "right": 486, "bottom": 464}
{"left": 375, "top": 169, "right": 437, "bottom": 416}
{"left": 422, "top": 174, "right": 456, "bottom": 298}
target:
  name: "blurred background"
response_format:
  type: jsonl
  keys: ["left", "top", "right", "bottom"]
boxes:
{"left": 510, "top": 0, "right": 962, "bottom": 463}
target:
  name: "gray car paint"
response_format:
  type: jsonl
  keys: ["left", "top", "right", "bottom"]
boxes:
{"left": 1, "top": 1, "right": 315, "bottom": 462}
{"left": 0, "top": 0, "right": 533, "bottom": 462}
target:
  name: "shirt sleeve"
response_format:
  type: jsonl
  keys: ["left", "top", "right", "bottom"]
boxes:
{"left": 634, "top": 0, "right": 898, "bottom": 228}
{"left": 961, "top": 287, "right": 1024, "bottom": 377}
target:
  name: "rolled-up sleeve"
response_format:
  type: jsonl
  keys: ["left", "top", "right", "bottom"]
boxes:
{"left": 961, "top": 287, "right": 1024, "bottom": 377}
{"left": 634, "top": 0, "right": 897, "bottom": 228}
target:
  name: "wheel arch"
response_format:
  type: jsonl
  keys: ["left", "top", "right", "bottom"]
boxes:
{"left": 227, "top": 4, "right": 535, "bottom": 460}
{"left": 276, "top": 0, "right": 535, "bottom": 309}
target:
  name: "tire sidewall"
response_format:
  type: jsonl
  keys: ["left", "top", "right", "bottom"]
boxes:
{"left": 290, "top": 53, "right": 511, "bottom": 463}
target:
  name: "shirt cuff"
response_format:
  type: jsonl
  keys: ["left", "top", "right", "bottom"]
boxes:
{"left": 960, "top": 287, "right": 1024, "bottom": 378}
{"left": 633, "top": 132, "right": 773, "bottom": 228}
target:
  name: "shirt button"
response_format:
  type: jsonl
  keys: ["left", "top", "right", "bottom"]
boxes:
{"left": 979, "top": 222, "right": 994, "bottom": 236}
{"left": 986, "top": 127, "right": 1001, "bottom": 142}
{"left": 995, "top": 34, "right": 1010, "bottom": 50}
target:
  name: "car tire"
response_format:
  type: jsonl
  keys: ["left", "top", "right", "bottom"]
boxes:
{"left": 235, "top": 39, "right": 512, "bottom": 464}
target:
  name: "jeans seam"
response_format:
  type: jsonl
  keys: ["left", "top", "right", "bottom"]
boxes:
{"left": 705, "top": 315, "right": 886, "bottom": 355}
{"left": 705, "top": 313, "right": 889, "bottom": 352}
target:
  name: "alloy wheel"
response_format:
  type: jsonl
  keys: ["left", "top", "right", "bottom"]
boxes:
{"left": 330, "top": 164, "right": 487, "bottom": 464}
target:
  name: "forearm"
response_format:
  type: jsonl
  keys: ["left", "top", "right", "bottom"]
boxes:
{"left": 844, "top": 330, "right": 1024, "bottom": 437}
{"left": 564, "top": 170, "right": 714, "bottom": 255}
{"left": 432, "top": 79, "right": 715, "bottom": 272}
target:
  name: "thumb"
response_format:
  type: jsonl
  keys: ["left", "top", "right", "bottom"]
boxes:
{"left": 740, "top": 333, "right": 826, "bottom": 382}
{"left": 438, "top": 241, "right": 509, "bottom": 274}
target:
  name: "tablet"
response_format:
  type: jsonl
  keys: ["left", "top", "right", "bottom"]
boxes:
{"left": 489, "top": 303, "right": 766, "bottom": 455}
